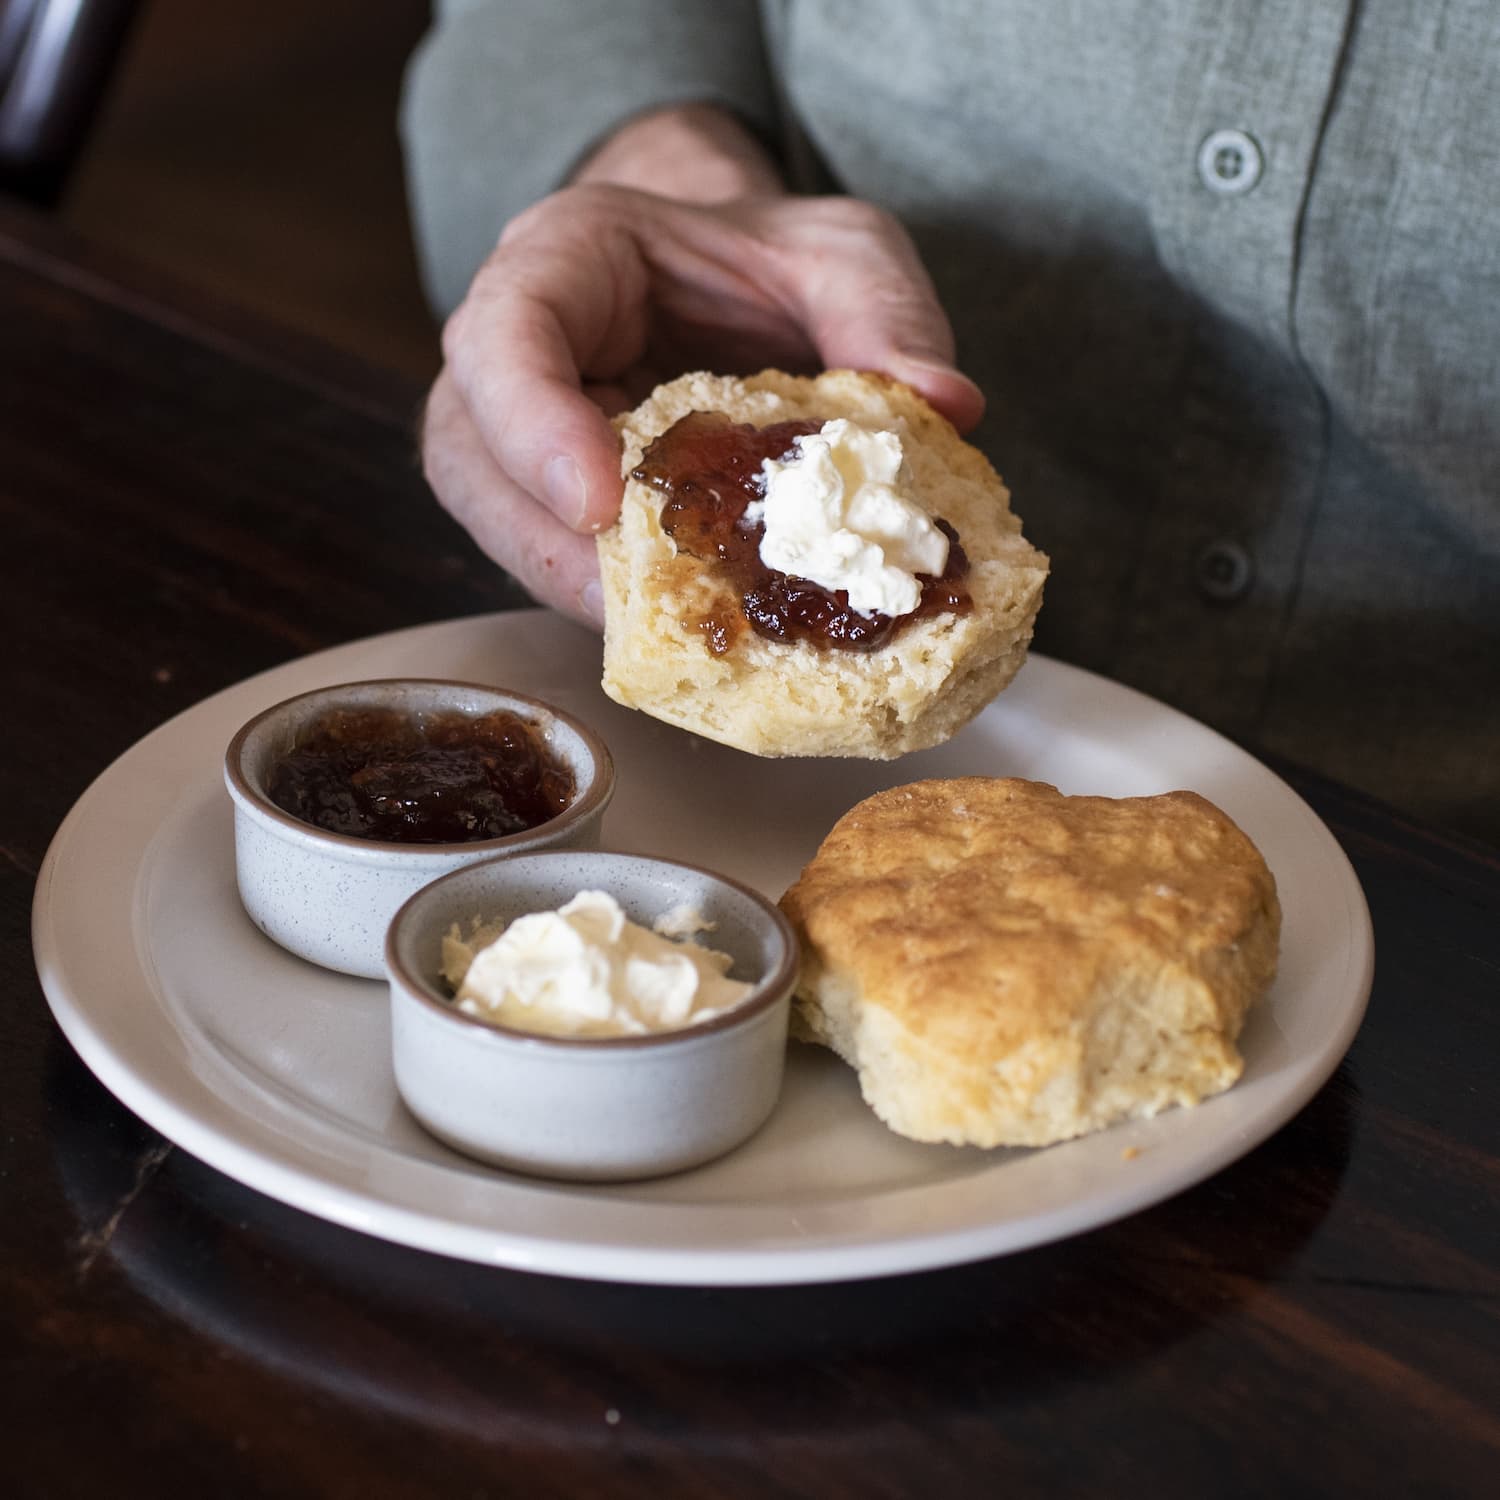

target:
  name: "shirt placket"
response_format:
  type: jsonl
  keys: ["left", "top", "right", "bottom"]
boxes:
{"left": 1110, "top": 0, "right": 1354, "bottom": 742}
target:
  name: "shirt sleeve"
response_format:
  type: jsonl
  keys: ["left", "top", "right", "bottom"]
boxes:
{"left": 400, "top": 0, "right": 778, "bottom": 316}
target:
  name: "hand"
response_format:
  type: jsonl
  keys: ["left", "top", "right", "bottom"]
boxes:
{"left": 421, "top": 109, "right": 983, "bottom": 627}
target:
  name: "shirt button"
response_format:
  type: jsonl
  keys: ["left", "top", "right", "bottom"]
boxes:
{"left": 1197, "top": 128, "right": 1264, "bottom": 195}
{"left": 1195, "top": 540, "right": 1254, "bottom": 602}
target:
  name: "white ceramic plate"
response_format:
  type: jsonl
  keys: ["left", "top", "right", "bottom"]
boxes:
{"left": 33, "top": 611, "right": 1373, "bottom": 1285}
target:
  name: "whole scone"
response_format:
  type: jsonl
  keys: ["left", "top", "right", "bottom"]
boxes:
{"left": 780, "top": 778, "right": 1281, "bottom": 1147}
{"left": 597, "top": 370, "right": 1048, "bottom": 758}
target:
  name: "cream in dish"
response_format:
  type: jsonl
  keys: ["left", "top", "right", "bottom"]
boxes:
{"left": 441, "top": 890, "right": 752, "bottom": 1038}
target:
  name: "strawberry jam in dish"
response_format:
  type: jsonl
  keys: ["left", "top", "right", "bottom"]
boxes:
{"left": 267, "top": 706, "right": 576, "bottom": 843}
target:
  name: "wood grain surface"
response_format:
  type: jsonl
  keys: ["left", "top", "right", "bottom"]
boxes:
{"left": 2, "top": 202, "right": 1496, "bottom": 1500}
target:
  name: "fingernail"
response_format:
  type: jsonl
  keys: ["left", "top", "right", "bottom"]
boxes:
{"left": 579, "top": 578, "right": 605, "bottom": 627}
{"left": 902, "top": 354, "right": 981, "bottom": 393}
{"left": 896, "top": 355, "right": 986, "bottom": 426}
{"left": 545, "top": 455, "right": 589, "bottom": 528}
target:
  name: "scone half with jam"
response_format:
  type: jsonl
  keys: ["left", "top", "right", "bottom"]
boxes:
{"left": 780, "top": 777, "right": 1281, "bottom": 1147}
{"left": 597, "top": 369, "right": 1049, "bottom": 759}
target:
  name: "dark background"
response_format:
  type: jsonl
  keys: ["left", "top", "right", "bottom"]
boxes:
{"left": 61, "top": 0, "right": 440, "bottom": 381}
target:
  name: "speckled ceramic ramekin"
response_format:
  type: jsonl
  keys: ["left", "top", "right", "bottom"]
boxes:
{"left": 385, "top": 850, "right": 797, "bottom": 1181}
{"left": 224, "top": 679, "right": 614, "bottom": 979}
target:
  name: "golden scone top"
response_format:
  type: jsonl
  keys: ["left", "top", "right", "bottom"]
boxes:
{"left": 780, "top": 777, "right": 1281, "bottom": 1148}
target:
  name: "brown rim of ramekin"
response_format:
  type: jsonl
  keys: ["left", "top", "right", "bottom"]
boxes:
{"left": 224, "top": 678, "right": 615, "bottom": 857}
{"left": 384, "top": 851, "right": 800, "bottom": 1052}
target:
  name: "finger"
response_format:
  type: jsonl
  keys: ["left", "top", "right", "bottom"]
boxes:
{"left": 442, "top": 205, "right": 642, "bottom": 534}
{"left": 443, "top": 290, "right": 624, "bottom": 535}
{"left": 422, "top": 370, "right": 604, "bottom": 627}
{"left": 746, "top": 199, "right": 987, "bottom": 432}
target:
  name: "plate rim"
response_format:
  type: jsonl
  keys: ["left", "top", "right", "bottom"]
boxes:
{"left": 31, "top": 611, "right": 1375, "bottom": 1285}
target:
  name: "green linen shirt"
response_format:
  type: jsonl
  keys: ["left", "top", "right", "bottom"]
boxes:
{"left": 401, "top": 0, "right": 1500, "bottom": 840}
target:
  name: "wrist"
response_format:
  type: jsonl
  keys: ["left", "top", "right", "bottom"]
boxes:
{"left": 572, "top": 102, "right": 783, "bottom": 203}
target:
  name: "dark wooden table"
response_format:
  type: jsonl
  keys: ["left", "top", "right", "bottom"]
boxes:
{"left": 4, "top": 201, "right": 1497, "bottom": 1499}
